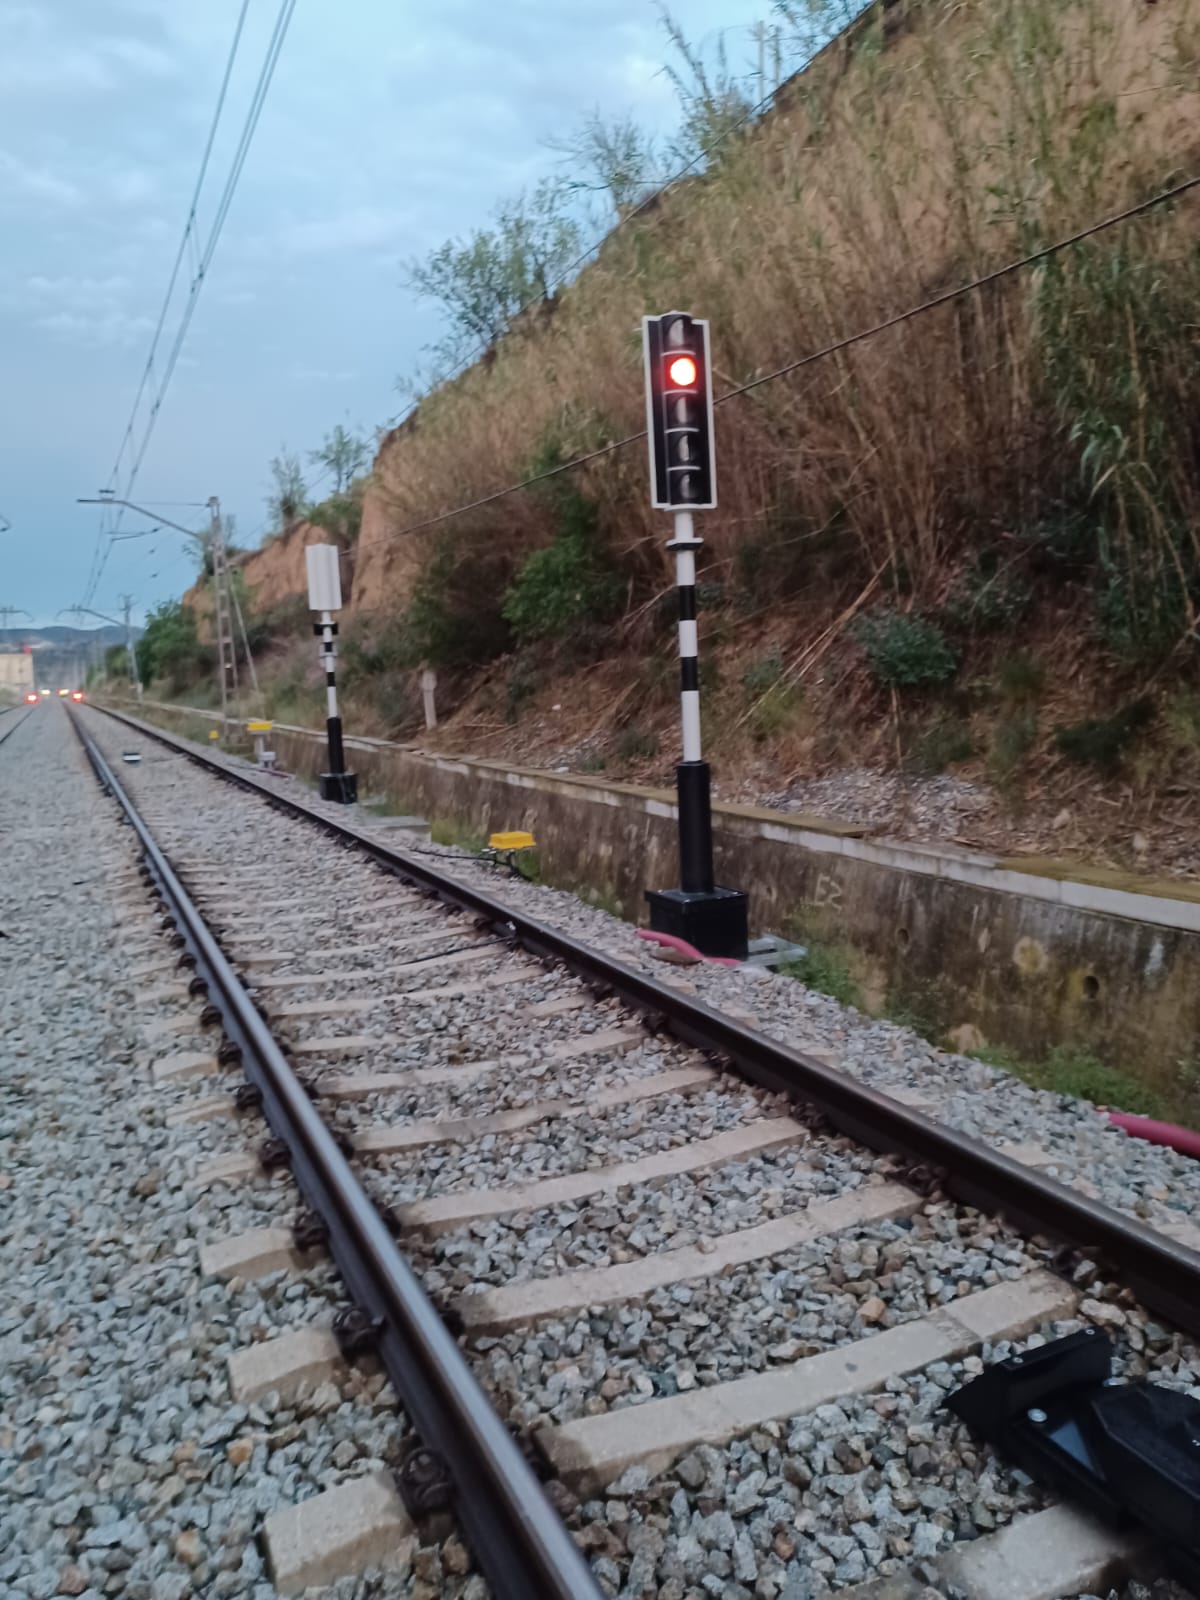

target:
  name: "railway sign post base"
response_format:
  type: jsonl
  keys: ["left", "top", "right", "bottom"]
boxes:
{"left": 319, "top": 771, "right": 358, "bottom": 805}
{"left": 646, "top": 885, "right": 748, "bottom": 961}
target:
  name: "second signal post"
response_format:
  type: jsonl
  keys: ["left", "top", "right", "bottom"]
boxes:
{"left": 641, "top": 311, "right": 748, "bottom": 959}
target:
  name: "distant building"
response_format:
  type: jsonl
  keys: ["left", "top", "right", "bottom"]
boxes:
{"left": 0, "top": 650, "right": 35, "bottom": 692}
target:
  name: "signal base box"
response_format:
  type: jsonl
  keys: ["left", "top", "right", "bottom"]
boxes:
{"left": 645, "top": 885, "right": 749, "bottom": 961}
{"left": 320, "top": 771, "right": 358, "bottom": 806}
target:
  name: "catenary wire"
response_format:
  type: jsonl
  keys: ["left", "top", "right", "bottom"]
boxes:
{"left": 82, "top": 0, "right": 298, "bottom": 608}
{"left": 80, "top": 0, "right": 254, "bottom": 608}
{"left": 117, "top": 0, "right": 298, "bottom": 512}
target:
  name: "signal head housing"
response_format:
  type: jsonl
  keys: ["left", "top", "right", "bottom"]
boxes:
{"left": 642, "top": 311, "right": 717, "bottom": 511}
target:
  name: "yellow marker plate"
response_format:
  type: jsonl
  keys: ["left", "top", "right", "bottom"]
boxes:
{"left": 208, "top": 730, "right": 219, "bottom": 740}
{"left": 247, "top": 720, "right": 273, "bottom": 732}
{"left": 488, "top": 831, "right": 535, "bottom": 851}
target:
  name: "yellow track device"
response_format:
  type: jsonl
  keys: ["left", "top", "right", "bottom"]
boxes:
{"left": 488, "top": 831, "right": 535, "bottom": 851}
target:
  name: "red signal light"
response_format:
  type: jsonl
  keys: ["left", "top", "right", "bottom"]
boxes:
{"left": 667, "top": 355, "right": 697, "bottom": 388}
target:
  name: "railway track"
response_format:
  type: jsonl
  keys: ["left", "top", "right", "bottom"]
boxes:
{"left": 63, "top": 701, "right": 1200, "bottom": 1598}
{"left": 0, "top": 704, "right": 34, "bottom": 746}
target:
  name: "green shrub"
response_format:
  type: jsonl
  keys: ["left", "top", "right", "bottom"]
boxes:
{"left": 504, "top": 657, "right": 537, "bottom": 722}
{"left": 853, "top": 610, "right": 959, "bottom": 688}
{"left": 404, "top": 533, "right": 514, "bottom": 668}
{"left": 988, "top": 710, "right": 1038, "bottom": 784}
{"left": 306, "top": 486, "right": 364, "bottom": 546}
{"left": 995, "top": 652, "right": 1045, "bottom": 705}
{"left": 978, "top": 1044, "right": 1168, "bottom": 1119}
{"left": 778, "top": 945, "right": 861, "bottom": 1010}
{"left": 1041, "top": 1049, "right": 1164, "bottom": 1113}
{"left": 885, "top": 985, "right": 943, "bottom": 1043}
{"left": 1038, "top": 245, "right": 1197, "bottom": 663}
{"left": 103, "top": 643, "right": 130, "bottom": 679}
{"left": 1053, "top": 698, "right": 1154, "bottom": 775}
{"left": 339, "top": 616, "right": 410, "bottom": 689}
{"left": 942, "top": 555, "right": 1030, "bottom": 631}
{"left": 1095, "top": 564, "right": 1189, "bottom": 662}
{"left": 136, "top": 600, "right": 210, "bottom": 689}
{"left": 615, "top": 726, "right": 658, "bottom": 762}
{"left": 502, "top": 461, "right": 622, "bottom": 644}
{"left": 503, "top": 529, "right": 621, "bottom": 642}
{"left": 1163, "top": 692, "right": 1200, "bottom": 757}
{"left": 430, "top": 818, "right": 487, "bottom": 853}
{"left": 907, "top": 717, "right": 974, "bottom": 774}
{"left": 733, "top": 501, "right": 859, "bottom": 606}
{"left": 741, "top": 646, "right": 786, "bottom": 695}
{"left": 750, "top": 682, "right": 803, "bottom": 742}
{"left": 242, "top": 592, "right": 311, "bottom": 657}
{"left": 1017, "top": 507, "right": 1094, "bottom": 571}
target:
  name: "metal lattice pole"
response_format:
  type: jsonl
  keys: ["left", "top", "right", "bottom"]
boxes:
{"left": 119, "top": 593, "right": 143, "bottom": 702}
{"left": 208, "top": 498, "right": 239, "bottom": 734}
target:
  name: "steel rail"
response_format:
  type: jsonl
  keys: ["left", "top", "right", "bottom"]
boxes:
{"left": 89, "top": 701, "right": 1200, "bottom": 1338}
{"left": 69, "top": 710, "right": 604, "bottom": 1600}
{"left": 0, "top": 706, "right": 35, "bottom": 746}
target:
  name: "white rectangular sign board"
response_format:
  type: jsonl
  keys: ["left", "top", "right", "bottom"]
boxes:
{"left": 305, "top": 543, "right": 343, "bottom": 612}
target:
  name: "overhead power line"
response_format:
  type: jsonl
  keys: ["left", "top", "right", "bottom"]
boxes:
{"left": 106, "top": 0, "right": 254, "bottom": 500}
{"left": 81, "top": 0, "right": 299, "bottom": 608}
{"left": 353, "top": 171, "right": 1200, "bottom": 560}
{"left": 79, "top": 0, "right": 253, "bottom": 611}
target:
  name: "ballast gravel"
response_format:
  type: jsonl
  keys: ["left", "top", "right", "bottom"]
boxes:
{"left": 424, "top": 1140, "right": 877, "bottom": 1281}
{"left": 77, "top": 708, "right": 1200, "bottom": 1600}
{"left": 335, "top": 1038, "right": 705, "bottom": 1126}
{"left": 469, "top": 1203, "right": 1043, "bottom": 1429}
{"left": 552, "top": 1308, "right": 1200, "bottom": 1599}
{"left": 0, "top": 709, "right": 484, "bottom": 1599}
{"left": 338, "top": 815, "right": 1200, "bottom": 1245}
{"left": 365, "top": 1082, "right": 771, "bottom": 1202}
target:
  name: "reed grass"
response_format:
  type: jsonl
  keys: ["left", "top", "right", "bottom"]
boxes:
{"left": 357, "top": 0, "right": 1200, "bottom": 683}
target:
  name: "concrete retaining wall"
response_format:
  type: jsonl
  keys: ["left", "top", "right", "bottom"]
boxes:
{"left": 131, "top": 701, "right": 1200, "bottom": 1093}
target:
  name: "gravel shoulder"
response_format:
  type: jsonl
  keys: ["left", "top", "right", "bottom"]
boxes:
{"left": 0, "top": 709, "right": 483, "bottom": 1600}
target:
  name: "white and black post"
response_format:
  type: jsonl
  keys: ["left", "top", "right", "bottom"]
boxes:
{"left": 305, "top": 543, "right": 357, "bottom": 805}
{"left": 642, "top": 311, "right": 748, "bottom": 959}
{"left": 670, "top": 508, "right": 713, "bottom": 895}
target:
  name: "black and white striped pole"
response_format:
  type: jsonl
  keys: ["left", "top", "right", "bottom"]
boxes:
{"left": 642, "top": 311, "right": 748, "bottom": 958}
{"left": 305, "top": 543, "right": 357, "bottom": 805}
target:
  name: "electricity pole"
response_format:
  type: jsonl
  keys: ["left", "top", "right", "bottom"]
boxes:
{"left": 207, "top": 497, "right": 240, "bottom": 734}
{"left": 76, "top": 492, "right": 257, "bottom": 735}
{"left": 58, "top": 603, "right": 138, "bottom": 697}
{"left": 117, "top": 593, "right": 143, "bottom": 701}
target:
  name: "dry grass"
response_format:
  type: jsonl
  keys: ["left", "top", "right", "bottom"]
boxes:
{"left": 220, "top": 0, "right": 1200, "bottom": 882}
{"left": 355, "top": 0, "right": 1200, "bottom": 636}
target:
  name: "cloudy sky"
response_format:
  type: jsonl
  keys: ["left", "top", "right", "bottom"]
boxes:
{"left": 0, "top": 0, "right": 776, "bottom": 627}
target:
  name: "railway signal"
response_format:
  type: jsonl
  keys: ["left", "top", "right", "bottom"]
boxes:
{"left": 642, "top": 310, "right": 747, "bottom": 959}
{"left": 643, "top": 311, "right": 716, "bottom": 510}
{"left": 305, "top": 543, "right": 357, "bottom": 805}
